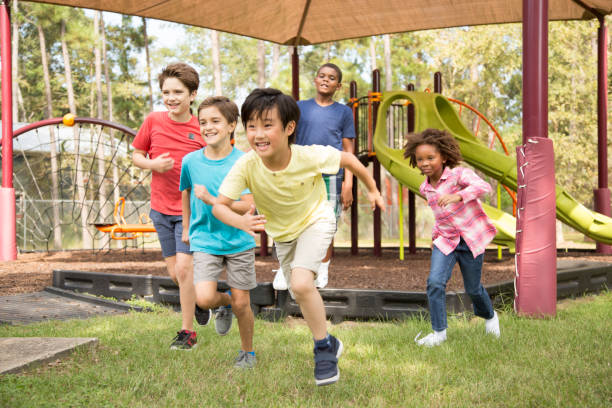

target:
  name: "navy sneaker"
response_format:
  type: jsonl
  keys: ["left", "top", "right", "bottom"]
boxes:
{"left": 195, "top": 305, "right": 211, "bottom": 326}
{"left": 313, "top": 335, "right": 344, "bottom": 386}
{"left": 170, "top": 330, "right": 197, "bottom": 350}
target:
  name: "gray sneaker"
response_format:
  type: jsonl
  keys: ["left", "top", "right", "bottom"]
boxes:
{"left": 234, "top": 350, "right": 257, "bottom": 369}
{"left": 214, "top": 307, "right": 233, "bottom": 336}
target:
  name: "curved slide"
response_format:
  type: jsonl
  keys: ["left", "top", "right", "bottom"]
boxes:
{"left": 373, "top": 90, "right": 612, "bottom": 247}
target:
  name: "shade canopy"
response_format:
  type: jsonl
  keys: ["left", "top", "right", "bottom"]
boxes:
{"left": 27, "top": 0, "right": 612, "bottom": 45}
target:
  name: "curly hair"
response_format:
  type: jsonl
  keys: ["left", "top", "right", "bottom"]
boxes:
{"left": 403, "top": 128, "right": 462, "bottom": 168}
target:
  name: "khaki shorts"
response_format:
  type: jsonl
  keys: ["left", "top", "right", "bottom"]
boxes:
{"left": 274, "top": 209, "right": 336, "bottom": 294}
{"left": 193, "top": 249, "right": 256, "bottom": 290}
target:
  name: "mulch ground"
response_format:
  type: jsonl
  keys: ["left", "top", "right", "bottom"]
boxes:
{"left": 2, "top": 247, "right": 612, "bottom": 296}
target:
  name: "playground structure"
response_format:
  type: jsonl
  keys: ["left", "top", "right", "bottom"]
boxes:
{"left": 93, "top": 197, "right": 156, "bottom": 241}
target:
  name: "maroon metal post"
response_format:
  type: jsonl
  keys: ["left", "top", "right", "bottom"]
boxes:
{"left": 594, "top": 17, "right": 611, "bottom": 254}
{"left": 291, "top": 46, "right": 299, "bottom": 101}
{"left": 372, "top": 69, "right": 382, "bottom": 257}
{"left": 350, "top": 80, "right": 359, "bottom": 255}
{"left": 433, "top": 72, "right": 442, "bottom": 93}
{"left": 406, "top": 83, "right": 416, "bottom": 254}
{"left": 0, "top": 0, "right": 16, "bottom": 260}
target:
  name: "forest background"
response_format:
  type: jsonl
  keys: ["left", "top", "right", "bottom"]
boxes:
{"left": 4, "top": 1, "right": 612, "bottom": 248}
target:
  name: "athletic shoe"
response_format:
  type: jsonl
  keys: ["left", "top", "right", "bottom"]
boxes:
{"left": 272, "top": 268, "right": 288, "bottom": 290}
{"left": 169, "top": 330, "right": 197, "bottom": 350}
{"left": 214, "top": 306, "right": 233, "bottom": 336}
{"left": 194, "top": 305, "right": 211, "bottom": 326}
{"left": 315, "top": 261, "right": 330, "bottom": 289}
{"left": 414, "top": 330, "right": 447, "bottom": 347}
{"left": 314, "top": 335, "right": 344, "bottom": 386}
{"left": 485, "top": 311, "right": 501, "bottom": 338}
{"left": 234, "top": 350, "right": 257, "bottom": 369}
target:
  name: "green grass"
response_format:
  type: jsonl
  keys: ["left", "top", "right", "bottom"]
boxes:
{"left": 1, "top": 293, "right": 611, "bottom": 407}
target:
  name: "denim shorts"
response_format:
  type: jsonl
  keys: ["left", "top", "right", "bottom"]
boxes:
{"left": 149, "top": 209, "right": 192, "bottom": 258}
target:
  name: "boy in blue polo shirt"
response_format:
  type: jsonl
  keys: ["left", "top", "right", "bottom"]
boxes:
{"left": 273, "top": 63, "right": 355, "bottom": 290}
{"left": 180, "top": 96, "right": 257, "bottom": 368}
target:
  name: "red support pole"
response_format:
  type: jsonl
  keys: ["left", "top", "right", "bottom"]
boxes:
{"left": 372, "top": 69, "right": 382, "bottom": 257}
{"left": 350, "top": 80, "right": 359, "bottom": 255}
{"left": 516, "top": 0, "right": 556, "bottom": 317}
{"left": 0, "top": 0, "right": 17, "bottom": 261}
{"left": 406, "top": 83, "right": 416, "bottom": 254}
{"left": 291, "top": 46, "right": 299, "bottom": 101}
{"left": 594, "top": 17, "right": 611, "bottom": 254}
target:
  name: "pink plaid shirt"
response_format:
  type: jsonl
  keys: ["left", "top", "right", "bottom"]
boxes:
{"left": 420, "top": 166, "right": 496, "bottom": 257}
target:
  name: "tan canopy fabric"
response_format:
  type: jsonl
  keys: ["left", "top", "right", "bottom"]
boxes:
{"left": 28, "top": 0, "right": 612, "bottom": 45}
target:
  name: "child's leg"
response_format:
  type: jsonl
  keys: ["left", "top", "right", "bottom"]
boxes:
{"left": 427, "top": 246, "right": 458, "bottom": 332}
{"left": 175, "top": 252, "right": 196, "bottom": 331}
{"left": 291, "top": 267, "right": 327, "bottom": 339}
{"left": 230, "top": 289, "right": 254, "bottom": 352}
{"left": 194, "top": 281, "right": 231, "bottom": 309}
{"left": 193, "top": 252, "right": 231, "bottom": 310}
{"left": 455, "top": 239, "right": 494, "bottom": 320}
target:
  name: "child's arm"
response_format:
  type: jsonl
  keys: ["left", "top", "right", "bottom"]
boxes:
{"left": 194, "top": 184, "right": 254, "bottom": 215}
{"left": 437, "top": 168, "right": 492, "bottom": 207}
{"left": 181, "top": 189, "right": 191, "bottom": 244}
{"left": 132, "top": 148, "right": 174, "bottom": 174}
{"left": 340, "top": 152, "right": 385, "bottom": 211}
{"left": 341, "top": 138, "right": 354, "bottom": 210}
{"left": 212, "top": 195, "right": 266, "bottom": 237}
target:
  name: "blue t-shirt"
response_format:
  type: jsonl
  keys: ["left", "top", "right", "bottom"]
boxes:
{"left": 296, "top": 98, "right": 355, "bottom": 151}
{"left": 179, "top": 147, "right": 255, "bottom": 255}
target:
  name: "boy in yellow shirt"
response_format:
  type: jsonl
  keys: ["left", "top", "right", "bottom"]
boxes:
{"left": 213, "top": 88, "right": 384, "bottom": 386}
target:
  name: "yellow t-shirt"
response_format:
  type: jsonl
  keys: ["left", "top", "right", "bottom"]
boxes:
{"left": 219, "top": 144, "right": 341, "bottom": 242}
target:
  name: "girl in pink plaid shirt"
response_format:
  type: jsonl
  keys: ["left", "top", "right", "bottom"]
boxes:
{"left": 404, "top": 129, "right": 500, "bottom": 347}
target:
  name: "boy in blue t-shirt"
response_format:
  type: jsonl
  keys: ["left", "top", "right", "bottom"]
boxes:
{"left": 273, "top": 63, "right": 356, "bottom": 290}
{"left": 179, "top": 96, "right": 257, "bottom": 368}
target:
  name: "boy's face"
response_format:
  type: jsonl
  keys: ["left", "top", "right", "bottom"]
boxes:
{"left": 314, "top": 67, "right": 341, "bottom": 97}
{"left": 245, "top": 106, "right": 294, "bottom": 160}
{"left": 161, "top": 77, "right": 196, "bottom": 120}
{"left": 199, "top": 106, "right": 235, "bottom": 149}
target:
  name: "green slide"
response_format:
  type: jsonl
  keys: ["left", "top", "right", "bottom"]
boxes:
{"left": 373, "top": 90, "right": 612, "bottom": 247}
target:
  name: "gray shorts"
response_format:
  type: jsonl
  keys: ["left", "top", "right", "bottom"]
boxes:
{"left": 193, "top": 249, "right": 256, "bottom": 290}
{"left": 274, "top": 209, "right": 336, "bottom": 292}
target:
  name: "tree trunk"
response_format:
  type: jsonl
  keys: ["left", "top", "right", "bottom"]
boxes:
{"left": 382, "top": 34, "right": 398, "bottom": 237}
{"left": 211, "top": 30, "right": 222, "bottom": 95}
{"left": 369, "top": 37, "right": 377, "bottom": 71}
{"left": 94, "top": 12, "right": 109, "bottom": 249}
{"left": 142, "top": 17, "right": 154, "bottom": 111}
{"left": 61, "top": 19, "right": 91, "bottom": 249}
{"left": 36, "top": 21, "right": 62, "bottom": 249}
{"left": 271, "top": 44, "right": 280, "bottom": 80}
{"left": 102, "top": 15, "right": 119, "bottom": 205}
{"left": 257, "top": 40, "right": 266, "bottom": 88}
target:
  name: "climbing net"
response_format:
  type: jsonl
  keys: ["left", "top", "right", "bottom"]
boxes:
{"left": 2, "top": 117, "right": 155, "bottom": 252}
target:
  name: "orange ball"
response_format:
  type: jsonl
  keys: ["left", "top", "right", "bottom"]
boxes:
{"left": 62, "top": 113, "right": 75, "bottom": 127}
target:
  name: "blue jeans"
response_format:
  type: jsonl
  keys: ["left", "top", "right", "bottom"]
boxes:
{"left": 427, "top": 238, "right": 494, "bottom": 331}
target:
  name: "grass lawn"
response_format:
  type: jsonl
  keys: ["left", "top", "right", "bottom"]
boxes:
{"left": 1, "top": 292, "right": 610, "bottom": 407}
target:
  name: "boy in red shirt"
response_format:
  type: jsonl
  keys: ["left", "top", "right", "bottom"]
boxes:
{"left": 132, "top": 62, "right": 209, "bottom": 350}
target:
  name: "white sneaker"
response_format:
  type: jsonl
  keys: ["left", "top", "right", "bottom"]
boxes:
{"left": 485, "top": 311, "right": 500, "bottom": 338}
{"left": 414, "top": 330, "right": 447, "bottom": 347}
{"left": 315, "top": 261, "right": 330, "bottom": 289}
{"left": 272, "top": 268, "right": 288, "bottom": 291}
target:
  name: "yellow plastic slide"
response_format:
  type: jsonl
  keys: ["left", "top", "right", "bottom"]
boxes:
{"left": 373, "top": 90, "right": 612, "bottom": 247}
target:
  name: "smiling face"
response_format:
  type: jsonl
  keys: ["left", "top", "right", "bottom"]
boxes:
{"left": 415, "top": 143, "right": 446, "bottom": 183}
{"left": 245, "top": 106, "right": 295, "bottom": 163}
{"left": 198, "top": 105, "right": 235, "bottom": 150}
{"left": 161, "top": 77, "right": 196, "bottom": 122}
{"left": 314, "top": 66, "right": 341, "bottom": 98}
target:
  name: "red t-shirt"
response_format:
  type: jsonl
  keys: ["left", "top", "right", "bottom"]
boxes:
{"left": 132, "top": 111, "right": 205, "bottom": 215}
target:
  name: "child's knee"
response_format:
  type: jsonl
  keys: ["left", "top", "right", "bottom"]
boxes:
{"left": 195, "top": 291, "right": 217, "bottom": 308}
{"left": 427, "top": 277, "right": 446, "bottom": 292}
{"left": 231, "top": 296, "right": 251, "bottom": 314}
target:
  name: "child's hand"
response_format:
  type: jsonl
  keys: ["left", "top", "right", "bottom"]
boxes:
{"left": 239, "top": 205, "right": 266, "bottom": 237}
{"left": 181, "top": 228, "right": 189, "bottom": 245}
{"left": 341, "top": 183, "right": 353, "bottom": 210}
{"left": 151, "top": 152, "right": 174, "bottom": 173}
{"left": 194, "top": 184, "right": 214, "bottom": 205}
{"left": 437, "top": 193, "right": 462, "bottom": 207}
{"left": 367, "top": 190, "right": 386, "bottom": 212}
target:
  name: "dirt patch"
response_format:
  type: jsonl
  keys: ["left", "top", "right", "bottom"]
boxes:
{"left": 1, "top": 247, "right": 611, "bottom": 296}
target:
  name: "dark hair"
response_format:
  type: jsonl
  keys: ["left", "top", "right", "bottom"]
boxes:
{"left": 403, "top": 128, "right": 462, "bottom": 169}
{"left": 317, "top": 63, "right": 343, "bottom": 83}
{"left": 241, "top": 88, "right": 300, "bottom": 144}
{"left": 158, "top": 62, "right": 199, "bottom": 94}
{"left": 198, "top": 96, "right": 239, "bottom": 138}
